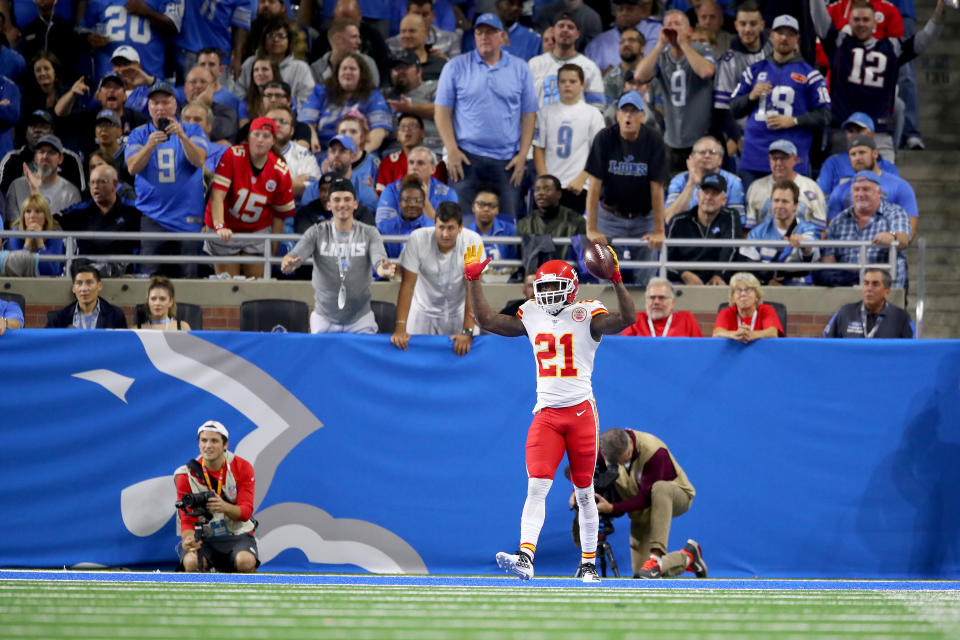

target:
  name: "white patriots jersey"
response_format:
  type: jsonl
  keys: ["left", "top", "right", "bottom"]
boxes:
{"left": 518, "top": 298, "right": 608, "bottom": 413}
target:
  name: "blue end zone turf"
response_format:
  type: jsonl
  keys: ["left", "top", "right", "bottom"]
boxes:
{"left": 2, "top": 570, "right": 958, "bottom": 590}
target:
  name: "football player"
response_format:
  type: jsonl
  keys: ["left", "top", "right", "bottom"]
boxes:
{"left": 464, "top": 248, "right": 635, "bottom": 583}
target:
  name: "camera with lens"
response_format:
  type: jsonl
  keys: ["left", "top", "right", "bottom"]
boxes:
{"left": 175, "top": 490, "right": 217, "bottom": 523}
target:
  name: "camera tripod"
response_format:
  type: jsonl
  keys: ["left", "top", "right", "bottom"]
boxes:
{"left": 574, "top": 516, "right": 619, "bottom": 578}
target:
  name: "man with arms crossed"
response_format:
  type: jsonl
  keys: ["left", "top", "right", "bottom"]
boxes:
{"left": 464, "top": 246, "right": 635, "bottom": 583}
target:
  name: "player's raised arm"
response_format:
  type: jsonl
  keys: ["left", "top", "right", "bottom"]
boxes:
{"left": 464, "top": 245, "right": 526, "bottom": 337}
{"left": 591, "top": 247, "right": 636, "bottom": 337}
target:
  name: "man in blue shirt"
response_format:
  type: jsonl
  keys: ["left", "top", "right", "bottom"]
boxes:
{"left": 817, "top": 112, "right": 898, "bottom": 197}
{"left": 377, "top": 177, "right": 433, "bottom": 258}
{"left": 434, "top": 13, "right": 537, "bottom": 221}
{"left": 464, "top": 0, "right": 541, "bottom": 61}
{"left": 818, "top": 171, "right": 910, "bottom": 289}
{"left": 826, "top": 134, "right": 918, "bottom": 239}
{"left": 81, "top": 0, "right": 183, "bottom": 80}
{"left": 126, "top": 82, "right": 207, "bottom": 277}
{"left": 0, "top": 296, "right": 23, "bottom": 334}
{"left": 376, "top": 145, "right": 456, "bottom": 224}
{"left": 175, "top": 0, "right": 254, "bottom": 75}
{"left": 466, "top": 186, "right": 518, "bottom": 273}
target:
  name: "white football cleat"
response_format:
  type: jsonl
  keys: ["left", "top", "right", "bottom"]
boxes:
{"left": 579, "top": 562, "right": 601, "bottom": 583}
{"left": 496, "top": 550, "right": 534, "bottom": 581}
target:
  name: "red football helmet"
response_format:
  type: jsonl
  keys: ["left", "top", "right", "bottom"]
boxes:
{"left": 534, "top": 260, "right": 578, "bottom": 314}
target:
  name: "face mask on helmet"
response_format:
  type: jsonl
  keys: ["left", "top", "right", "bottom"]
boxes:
{"left": 534, "top": 260, "right": 578, "bottom": 314}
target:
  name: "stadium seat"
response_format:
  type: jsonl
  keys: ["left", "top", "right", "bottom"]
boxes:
{"left": 240, "top": 299, "right": 310, "bottom": 333}
{"left": 718, "top": 301, "right": 788, "bottom": 335}
{"left": 135, "top": 302, "right": 204, "bottom": 330}
{"left": 370, "top": 300, "right": 397, "bottom": 334}
{"left": 0, "top": 292, "right": 26, "bottom": 310}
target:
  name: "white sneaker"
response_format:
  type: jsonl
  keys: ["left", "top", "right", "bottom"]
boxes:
{"left": 579, "top": 562, "right": 601, "bottom": 583}
{"left": 905, "top": 136, "right": 925, "bottom": 150}
{"left": 496, "top": 550, "right": 534, "bottom": 581}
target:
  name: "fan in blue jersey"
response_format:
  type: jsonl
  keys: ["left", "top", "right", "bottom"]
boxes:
{"left": 816, "top": 112, "right": 898, "bottom": 197}
{"left": 175, "top": 0, "right": 254, "bottom": 74}
{"left": 125, "top": 83, "right": 207, "bottom": 278}
{"left": 729, "top": 15, "right": 830, "bottom": 188}
{"left": 810, "top": 0, "right": 948, "bottom": 162}
{"left": 81, "top": 0, "right": 184, "bottom": 81}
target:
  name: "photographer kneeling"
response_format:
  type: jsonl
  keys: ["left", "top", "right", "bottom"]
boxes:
{"left": 174, "top": 421, "right": 259, "bottom": 573}
{"left": 597, "top": 428, "right": 706, "bottom": 579}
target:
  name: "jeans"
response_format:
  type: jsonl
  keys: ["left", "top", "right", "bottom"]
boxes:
{"left": 597, "top": 207, "right": 656, "bottom": 285}
{"left": 139, "top": 215, "right": 201, "bottom": 278}
{"left": 451, "top": 151, "right": 522, "bottom": 222}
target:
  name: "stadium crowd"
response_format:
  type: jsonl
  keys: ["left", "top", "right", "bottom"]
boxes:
{"left": 0, "top": 0, "right": 943, "bottom": 338}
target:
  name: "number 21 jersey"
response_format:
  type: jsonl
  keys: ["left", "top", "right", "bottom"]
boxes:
{"left": 518, "top": 299, "right": 608, "bottom": 413}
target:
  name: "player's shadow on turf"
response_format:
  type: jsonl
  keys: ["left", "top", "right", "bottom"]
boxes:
{"left": 856, "top": 363, "right": 960, "bottom": 577}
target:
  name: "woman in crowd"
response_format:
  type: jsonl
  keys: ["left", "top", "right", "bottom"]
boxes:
{"left": 239, "top": 56, "right": 282, "bottom": 125}
{"left": 300, "top": 53, "right": 392, "bottom": 151}
{"left": 712, "top": 272, "right": 784, "bottom": 342}
{"left": 136, "top": 276, "right": 191, "bottom": 330}
{"left": 7, "top": 195, "right": 64, "bottom": 276}
{"left": 23, "top": 52, "right": 64, "bottom": 115}
{"left": 237, "top": 19, "right": 314, "bottom": 111}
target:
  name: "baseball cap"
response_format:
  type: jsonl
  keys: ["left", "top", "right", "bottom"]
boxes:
{"left": 700, "top": 172, "right": 727, "bottom": 192}
{"left": 772, "top": 14, "right": 800, "bottom": 31}
{"left": 768, "top": 139, "right": 798, "bottom": 156}
{"left": 848, "top": 134, "right": 877, "bottom": 150}
{"left": 197, "top": 419, "right": 229, "bottom": 440}
{"left": 851, "top": 170, "right": 881, "bottom": 185}
{"left": 147, "top": 81, "right": 176, "bottom": 98}
{"left": 617, "top": 90, "right": 645, "bottom": 111}
{"left": 553, "top": 11, "right": 580, "bottom": 29}
{"left": 250, "top": 116, "right": 277, "bottom": 135}
{"left": 110, "top": 44, "right": 141, "bottom": 64}
{"left": 28, "top": 109, "right": 53, "bottom": 126}
{"left": 389, "top": 51, "right": 421, "bottom": 68}
{"left": 95, "top": 109, "right": 122, "bottom": 127}
{"left": 474, "top": 13, "right": 504, "bottom": 30}
{"left": 35, "top": 134, "right": 63, "bottom": 154}
{"left": 328, "top": 177, "right": 355, "bottom": 196}
{"left": 329, "top": 133, "right": 357, "bottom": 153}
{"left": 98, "top": 73, "right": 125, "bottom": 90}
{"left": 842, "top": 112, "right": 875, "bottom": 132}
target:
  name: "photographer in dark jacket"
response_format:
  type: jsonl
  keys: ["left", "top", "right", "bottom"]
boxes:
{"left": 595, "top": 428, "right": 705, "bottom": 580}
{"left": 174, "top": 420, "right": 259, "bottom": 573}
{"left": 665, "top": 172, "right": 743, "bottom": 285}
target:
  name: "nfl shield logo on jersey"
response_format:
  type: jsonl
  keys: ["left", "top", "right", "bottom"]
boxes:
{"left": 265, "top": 180, "right": 277, "bottom": 192}
{"left": 571, "top": 307, "right": 588, "bottom": 322}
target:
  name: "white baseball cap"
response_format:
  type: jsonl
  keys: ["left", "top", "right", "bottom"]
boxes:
{"left": 111, "top": 45, "right": 141, "bottom": 64}
{"left": 197, "top": 420, "right": 229, "bottom": 440}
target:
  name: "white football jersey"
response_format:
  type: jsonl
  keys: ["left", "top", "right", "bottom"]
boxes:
{"left": 518, "top": 298, "right": 608, "bottom": 413}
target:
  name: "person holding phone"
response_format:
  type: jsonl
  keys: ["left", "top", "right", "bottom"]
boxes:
{"left": 126, "top": 82, "right": 207, "bottom": 278}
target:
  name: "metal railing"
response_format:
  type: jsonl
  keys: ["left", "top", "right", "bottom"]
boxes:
{"left": 0, "top": 229, "right": 900, "bottom": 285}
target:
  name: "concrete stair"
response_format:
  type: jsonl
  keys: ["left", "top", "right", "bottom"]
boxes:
{"left": 896, "top": 0, "right": 960, "bottom": 338}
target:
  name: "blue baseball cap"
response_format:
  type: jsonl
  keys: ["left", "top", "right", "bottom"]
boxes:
{"left": 768, "top": 139, "right": 798, "bottom": 156}
{"left": 617, "top": 90, "right": 645, "bottom": 111}
{"left": 474, "top": 13, "right": 504, "bottom": 30}
{"left": 842, "top": 112, "right": 875, "bottom": 132}
{"left": 329, "top": 134, "right": 357, "bottom": 153}
{"left": 851, "top": 170, "right": 881, "bottom": 185}
{"left": 147, "top": 81, "right": 176, "bottom": 98}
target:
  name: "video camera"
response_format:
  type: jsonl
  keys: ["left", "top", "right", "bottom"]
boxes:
{"left": 175, "top": 491, "right": 217, "bottom": 525}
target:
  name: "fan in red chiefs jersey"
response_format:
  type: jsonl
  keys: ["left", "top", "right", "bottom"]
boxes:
{"left": 204, "top": 116, "right": 296, "bottom": 279}
{"left": 464, "top": 248, "right": 636, "bottom": 584}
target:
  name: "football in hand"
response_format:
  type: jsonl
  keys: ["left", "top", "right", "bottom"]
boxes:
{"left": 584, "top": 242, "right": 617, "bottom": 280}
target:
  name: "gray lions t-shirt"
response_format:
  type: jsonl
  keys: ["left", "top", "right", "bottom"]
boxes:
{"left": 288, "top": 220, "right": 387, "bottom": 325}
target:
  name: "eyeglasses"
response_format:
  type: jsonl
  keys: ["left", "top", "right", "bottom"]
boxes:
{"left": 694, "top": 149, "right": 720, "bottom": 156}
{"left": 267, "top": 32, "right": 288, "bottom": 40}
{"left": 733, "top": 287, "right": 756, "bottom": 296}
{"left": 271, "top": 118, "right": 292, "bottom": 125}
{"left": 474, "top": 201, "right": 498, "bottom": 209}
{"left": 397, "top": 123, "right": 422, "bottom": 131}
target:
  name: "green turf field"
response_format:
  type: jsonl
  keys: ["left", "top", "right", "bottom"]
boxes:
{"left": 3, "top": 578, "right": 960, "bottom": 640}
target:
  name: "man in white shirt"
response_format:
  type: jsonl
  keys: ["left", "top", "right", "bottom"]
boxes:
{"left": 533, "top": 63, "right": 605, "bottom": 213}
{"left": 390, "top": 201, "right": 483, "bottom": 356}
{"left": 528, "top": 12, "right": 606, "bottom": 107}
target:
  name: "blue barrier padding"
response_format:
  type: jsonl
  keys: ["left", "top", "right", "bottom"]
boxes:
{"left": 0, "top": 330, "right": 958, "bottom": 578}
